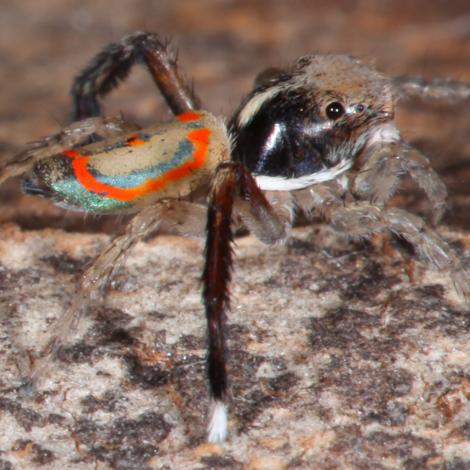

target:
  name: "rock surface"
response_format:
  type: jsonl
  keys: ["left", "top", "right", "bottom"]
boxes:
{"left": 0, "top": 224, "right": 469, "bottom": 469}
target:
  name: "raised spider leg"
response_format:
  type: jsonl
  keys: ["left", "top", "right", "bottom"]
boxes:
{"left": 296, "top": 184, "right": 469, "bottom": 303}
{"left": 0, "top": 116, "right": 137, "bottom": 185}
{"left": 354, "top": 141, "right": 448, "bottom": 225}
{"left": 203, "top": 161, "right": 291, "bottom": 442}
{"left": 27, "top": 200, "right": 208, "bottom": 383}
{"left": 71, "top": 32, "right": 200, "bottom": 119}
{"left": 393, "top": 75, "right": 470, "bottom": 103}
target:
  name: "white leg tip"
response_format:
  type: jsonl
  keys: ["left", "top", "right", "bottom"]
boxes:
{"left": 207, "top": 401, "right": 228, "bottom": 443}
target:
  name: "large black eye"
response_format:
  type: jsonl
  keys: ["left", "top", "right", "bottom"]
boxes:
{"left": 325, "top": 101, "right": 345, "bottom": 120}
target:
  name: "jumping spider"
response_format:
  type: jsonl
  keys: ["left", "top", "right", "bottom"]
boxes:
{"left": 2, "top": 32, "right": 469, "bottom": 442}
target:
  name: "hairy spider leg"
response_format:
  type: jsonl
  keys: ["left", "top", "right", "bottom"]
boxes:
{"left": 203, "top": 161, "right": 290, "bottom": 442}
{"left": 71, "top": 32, "right": 200, "bottom": 119}
{"left": 0, "top": 116, "right": 138, "bottom": 185}
{"left": 294, "top": 183, "right": 470, "bottom": 304}
{"left": 354, "top": 142, "right": 448, "bottom": 225}
{"left": 393, "top": 75, "right": 470, "bottom": 103}
{"left": 27, "top": 199, "right": 209, "bottom": 384}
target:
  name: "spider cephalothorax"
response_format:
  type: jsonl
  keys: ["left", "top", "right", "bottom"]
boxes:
{"left": 230, "top": 54, "right": 393, "bottom": 187}
{"left": 2, "top": 32, "right": 469, "bottom": 443}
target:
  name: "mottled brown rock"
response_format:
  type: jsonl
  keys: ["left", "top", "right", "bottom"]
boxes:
{"left": 0, "top": 223, "right": 469, "bottom": 468}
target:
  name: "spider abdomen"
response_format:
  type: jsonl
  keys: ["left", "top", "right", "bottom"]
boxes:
{"left": 22, "top": 111, "right": 228, "bottom": 213}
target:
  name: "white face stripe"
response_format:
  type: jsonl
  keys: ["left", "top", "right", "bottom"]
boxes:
{"left": 237, "top": 86, "right": 283, "bottom": 127}
{"left": 254, "top": 158, "right": 354, "bottom": 191}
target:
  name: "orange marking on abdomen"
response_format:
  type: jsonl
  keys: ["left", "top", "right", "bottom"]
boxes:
{"left": 63, "top": 149, "right": 82, "bottom": 158}
{"left": 126, "top": 134, "right": 146, "bottom": 146}
{"left": 63, "top": 127, "right": 211, "bottom": 202}
{"left": 177, "top": 111, "right": 202, "bottom": 122}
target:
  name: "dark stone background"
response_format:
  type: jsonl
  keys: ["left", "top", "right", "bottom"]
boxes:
{"left": 0, "top": 2, "right": 469, "bottom": 469}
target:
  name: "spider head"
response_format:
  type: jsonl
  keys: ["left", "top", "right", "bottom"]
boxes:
{"left": 294, "top": 55, "right": 394, "bottom": 130}
{"left": 229, "top": 54, "right": 394, "bottom": 190}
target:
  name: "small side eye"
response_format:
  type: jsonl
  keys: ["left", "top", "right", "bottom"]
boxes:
{"left": 355, "top": 104, "right": 365, "bottom": 113}
{"left": 325, "top": 101, "right": 345, "bottom": 120}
